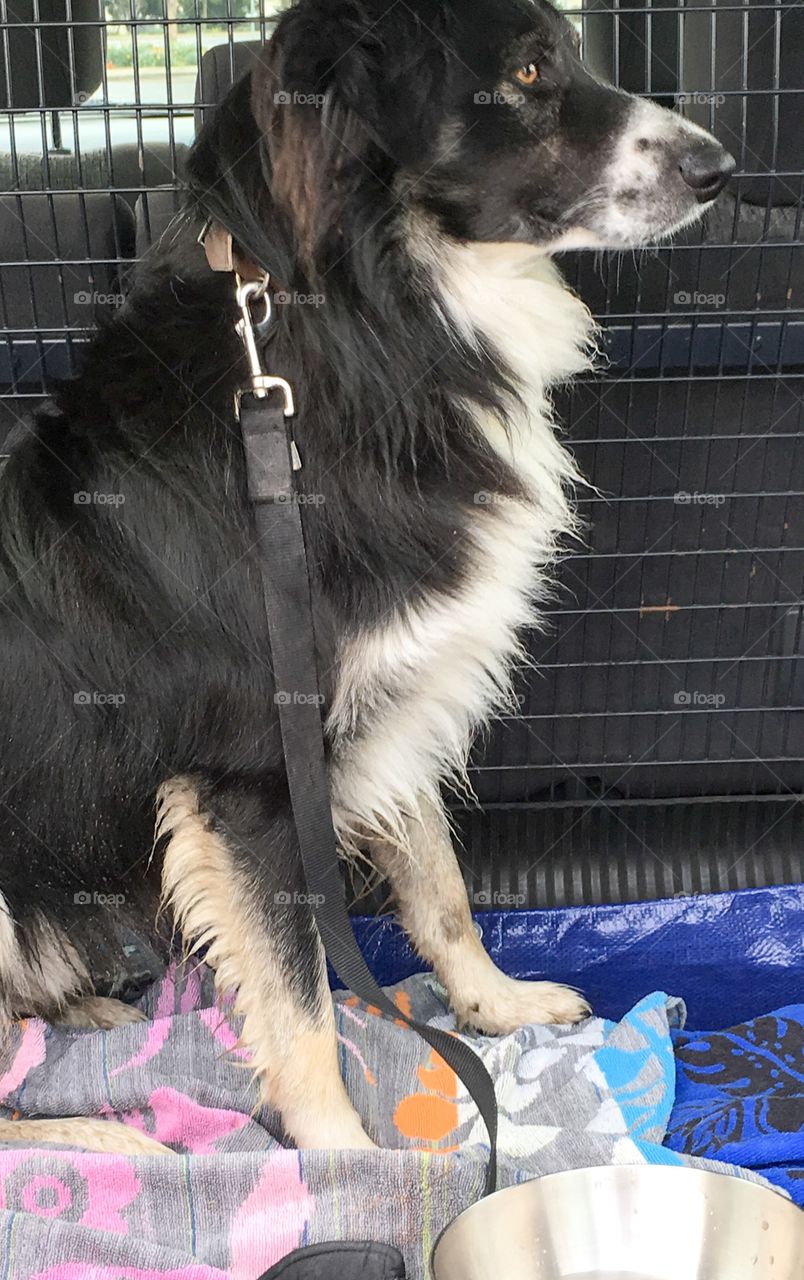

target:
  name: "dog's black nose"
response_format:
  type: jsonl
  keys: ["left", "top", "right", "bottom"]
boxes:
{"left": 679, "top": 143, "right": 736, "bottom": 202}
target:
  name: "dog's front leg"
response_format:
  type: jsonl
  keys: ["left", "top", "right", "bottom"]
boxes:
{"left": 158, "top": 776, "right": 373, "bottom": 1151}
{"left": 367, "top": 797, "right": 590, "bottom": 1033}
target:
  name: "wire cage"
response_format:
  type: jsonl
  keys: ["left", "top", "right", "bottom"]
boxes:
{"left": 0, "top": 0, "right": 801, "bottom": 908}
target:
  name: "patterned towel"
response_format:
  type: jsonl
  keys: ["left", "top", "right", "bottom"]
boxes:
{"left": 667, "top": 1005, "right": 804, "bottom": 1205}
{"left": 0, "top": 966, "right": 768, "bottom": 1279}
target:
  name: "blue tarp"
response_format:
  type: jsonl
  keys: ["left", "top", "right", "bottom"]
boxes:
{"left": 348, "top": 884, "right": 804, "bottom": 1028}
{"left": 347, "top": 884, "right": 804, "bottom": 1200}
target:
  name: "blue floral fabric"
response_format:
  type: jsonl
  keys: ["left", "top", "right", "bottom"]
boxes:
{"left": 667, "top": 1005, "right": 804, "bottom": 1204}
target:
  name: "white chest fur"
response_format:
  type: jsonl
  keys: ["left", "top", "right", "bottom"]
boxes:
{"left": 329, "top": 241, "right": 596, "bottom": 849}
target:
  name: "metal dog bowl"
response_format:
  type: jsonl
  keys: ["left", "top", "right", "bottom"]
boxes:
{"left": 432, "top": 1165, "right": 804, "bottom": 1279}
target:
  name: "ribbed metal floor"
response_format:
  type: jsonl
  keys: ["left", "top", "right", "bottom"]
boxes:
{"left": 351, "top": 796, "right": 804, "bottom": 913}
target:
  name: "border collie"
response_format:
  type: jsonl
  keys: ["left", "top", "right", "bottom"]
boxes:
{"left": 0, "top": 0, "right": 733, "bottom": 1152}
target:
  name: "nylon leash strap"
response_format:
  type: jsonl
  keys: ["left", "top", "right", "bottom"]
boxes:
{"left": 230, "top": 270, "right": 499, "bottom": 1198}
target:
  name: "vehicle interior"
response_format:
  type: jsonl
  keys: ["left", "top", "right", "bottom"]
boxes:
{"left": 1, "top": 0, "right": 801, "bottom": 914}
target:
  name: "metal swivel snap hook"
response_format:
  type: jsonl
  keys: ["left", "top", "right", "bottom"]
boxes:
{"left": 233, "top": 273, "right": 296, "bottom": 421}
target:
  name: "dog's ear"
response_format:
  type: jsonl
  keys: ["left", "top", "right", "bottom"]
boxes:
{"left": 250, "top": 29, "right": 373, "bottom": 261}
{"left": 251, "top": 0, "right": 446, "bottom": 259}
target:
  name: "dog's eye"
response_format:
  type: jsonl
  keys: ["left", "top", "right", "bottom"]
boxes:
{"left": 514, "top": 62, "right": 540, "bottom": 87}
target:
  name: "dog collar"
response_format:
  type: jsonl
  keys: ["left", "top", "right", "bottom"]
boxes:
{"left": 197, "top": 219, "right": 295, "bottom": 422}
{"left": 197, "top": 218, "right": 267, "bottom": 283}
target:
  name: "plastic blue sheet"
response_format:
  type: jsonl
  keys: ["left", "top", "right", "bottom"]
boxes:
{"left": 346, "top": 884, "right": 804, "bottom": 1029}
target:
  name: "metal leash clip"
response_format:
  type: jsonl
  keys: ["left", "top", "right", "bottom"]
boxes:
{"left": 233, "top": 273, "right": 296, "bottom": 425}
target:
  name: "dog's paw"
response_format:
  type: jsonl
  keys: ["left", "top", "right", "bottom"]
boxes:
{"left": 59, "top": 997, "right": 148, "bottom": 1030}
{"left": 457, "top": 976, "right": 591, "bottom": 1035}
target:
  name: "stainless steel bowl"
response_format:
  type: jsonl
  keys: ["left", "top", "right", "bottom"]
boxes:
{"left": 432, "top": 1165, "right": 804, "bottom": 1280}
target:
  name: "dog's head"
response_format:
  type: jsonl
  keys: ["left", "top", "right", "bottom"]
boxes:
{"left": 251, "top": 0, "right": 734, "bottom": 260}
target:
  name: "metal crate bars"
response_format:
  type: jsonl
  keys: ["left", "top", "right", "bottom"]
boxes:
{"left": 0, "top": 0, "right": 801, "bottom": 903}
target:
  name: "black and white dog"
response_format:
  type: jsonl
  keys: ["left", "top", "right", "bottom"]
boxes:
{"left": 0, "top": 0, "right": 733, "bottom": 1152}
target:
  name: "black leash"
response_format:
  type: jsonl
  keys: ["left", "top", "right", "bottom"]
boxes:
{"left": 229, "top": 268, "right": 499, "bottom": 1196}
{"left": 241, "top": 389, "right": 498, "bottom": 1195}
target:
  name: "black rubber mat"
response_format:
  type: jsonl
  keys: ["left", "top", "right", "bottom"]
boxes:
{"left": 351, "top": 796, "right": 804, "bottom": 913}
